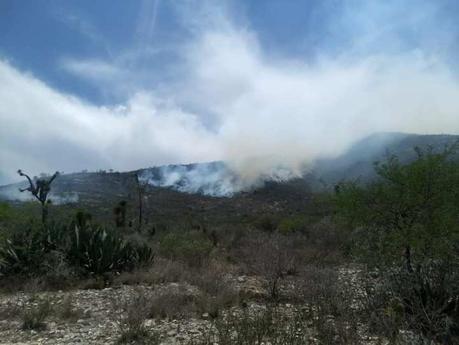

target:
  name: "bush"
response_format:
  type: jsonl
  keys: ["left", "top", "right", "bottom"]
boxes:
{"left": 277, "top": 215, "right": 308, "bottom": 234}
{"left": 253, "top": 214, "right": 279, "bottom": 232}
{"left": 115, "top": 293, "right": 159, "bottom": 345}
{"left": 363, "top": 262, "right": 459, "bottom": 344}
{"left": 56, "top": 296, "right": 86, "bottom": 321}
{"left": 335, "top": 144, "right": 459, "bottom": 271}
{"left": 298, "top": 266, "right": 360, "bottom": 344}
{"left": 188, "top": 306, "right": 313, "bottom": 345}
{"left": 21, "top": 298, "right": 51, "bottom": 331}
{"left": 159, "top": 231, "right": 213, "bottom": 267}
{"left": 240, "top": 232, "right": 303, "bottom": 300}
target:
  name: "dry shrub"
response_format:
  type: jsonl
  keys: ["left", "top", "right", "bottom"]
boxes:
{"left": 306, "top": 217, "right": 345, "bottom": 263}
{"left": 55, "top": 296, "right": 86, "bottom": 321}
{"left": 21, "top": 298, "right": 51, "bottom": 331}
{"left": 114, "top": 258, "right": 188, "bottom": 286}
{"left": 362, "top": 263, "right": 459, "bottom": 345}
{"left": 115, "top": 292, "right": 159, "bottom": 345}
{"left": 188, "top": 262, "right": 240, "bottom": 317}
{"left": 147, "top": 287, "right": 198, "bottom": 319}
{"left": 298, "top": 266, "right": 361, "bottom": 344}
{"left": 188, "top": 305, "right": 313, "bottom": 345}
{"left": 239, "top": 231, "right": 303, "bottom": 300}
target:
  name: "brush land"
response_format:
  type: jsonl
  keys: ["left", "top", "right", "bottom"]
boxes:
{"left": 0, "top": 133, "right": 458, "bottom": 345}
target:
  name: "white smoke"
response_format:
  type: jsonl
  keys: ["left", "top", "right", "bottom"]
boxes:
{"left": 0, "top": 184, "right": 79, "bottom": 204}
{"left": 1, "top": 1, "right": 459, "bottom": 195}
{"left": 140, "top": 161, "right": 300, "bottom": 196}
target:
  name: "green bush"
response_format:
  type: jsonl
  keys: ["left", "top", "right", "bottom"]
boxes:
{"left": 159, "top": 231, "right": 213, "bottom": 267}
{"left": 277, "top": 215, "right": 308, "bottom": 234}
{"left": 253, "top": 214, "right": 279, "bottom": 232}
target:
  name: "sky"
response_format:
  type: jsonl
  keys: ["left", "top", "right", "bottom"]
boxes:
{"left": 1, "top": 0, "right": 459, "bottom": 186}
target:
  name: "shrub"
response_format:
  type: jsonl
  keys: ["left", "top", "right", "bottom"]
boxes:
{"left": 335, "top": 144, "right": 459, "bottom": 271}
{"left": 240, "top": 232, "right": 302, "bottom": 300}
{"left": 363, "top": 262, "right": 459, "bottom": 344}
{"left": 159, "top": 231, "right": 213, "bottom": 267}
{"left": 277, "top": 215, "right": 308, "bottom": 234}
{"left": 56, "top": 296, "right": 86, "bottom": 321}
{"left": 298, "top": 266, "right": 360, "bottom": 344}
{"left": 188, "top": 306, "right": 313, "bottom": 345}
{"left": 21, "top": 298, "right": 51, "bottom": 331}
{"left": 147, "top": 288, "right": 198, "bottom": 319}
{"left": 253, "top": 214, "right": 279, "bottom": 232}
{"left": 115, "top": 293, "right": 159, "bottom": 345}
{"left": 335, "top": 143, "right": 459, "bottom": 343}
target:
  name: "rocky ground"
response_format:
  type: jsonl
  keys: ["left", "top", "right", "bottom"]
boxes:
{"left": 0, "top": 273, "right": 274, "bottom": 345}
{"left": 0, "top": 284, "right": 212, "bottom": 345}
{"left": 0, "top": 270, "right": 424, "bottom": 345}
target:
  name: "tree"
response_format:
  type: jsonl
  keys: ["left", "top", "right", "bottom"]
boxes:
{"left": 335, "top": 143, "right": 459, "bottom": 343}
{"left": 17, "top": 170, "right": 59, "bottom": 223}
{"left": 335, "top": 142, "right": 459, "bottom": 271}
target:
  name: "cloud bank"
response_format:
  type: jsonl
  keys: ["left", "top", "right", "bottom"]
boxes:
{"left": 1, "top": 0, "right": 459, "bottom": 191}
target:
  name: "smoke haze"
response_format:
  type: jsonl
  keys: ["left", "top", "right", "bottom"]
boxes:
{"left": 1, "top": 0, "right": 459, "bottom": 194}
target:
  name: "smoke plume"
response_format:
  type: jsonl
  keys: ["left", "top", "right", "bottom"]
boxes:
{"left": 1, "top": 0, "right": 459, "bottom": 195}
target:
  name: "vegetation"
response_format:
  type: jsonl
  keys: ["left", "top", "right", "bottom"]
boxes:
{"left": 335, "top": 143, "right": 459, "bottom": 343}
{"left": 21, "top": 298, "right": 51, "bottom": 331}
{"left": 0, "top": 221, "right": 154, "bottom": 279}
{"left": 17, "top": 170, "right": 59, "bottom": 223}
{"left": 0, "top": 140, "right": 458, "bottom": 344}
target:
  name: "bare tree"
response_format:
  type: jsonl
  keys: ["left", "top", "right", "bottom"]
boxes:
{"left": 17, "top": 169, "right": 59, "bottom": 223}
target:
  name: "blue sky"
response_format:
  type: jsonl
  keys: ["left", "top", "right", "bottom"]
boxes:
{"left": 1, "top": 0, "right": 459, "bottom": 185}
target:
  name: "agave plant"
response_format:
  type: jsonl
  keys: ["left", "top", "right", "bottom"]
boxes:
{"left": 0, "top": 222, "right": 154, "bottom": 277}
{"left": 67, "top": 225, "right": 153, "bottom": 275}
{"left": 0, "top": 226, "right": 50, "bottom": 275}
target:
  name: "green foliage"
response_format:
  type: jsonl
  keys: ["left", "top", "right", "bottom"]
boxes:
{"left": 0, "top": 222, "right": 154, "bottom": 277}
{"left": 159, "top": 231, "right": 213, "bottom": 267}
{"left": 335, "top": 143, "right": 459, "bottom": 268}
{"left": 335, "top": 143, "right": 459, "bottom": 342}
{"left": 0, "top": 202, "right": 11, "bottom": 222}
{"left": 277, "top": 215, "right": 308, "bottom": 234}
{"left": 0, "top": 224, "right": 57, "bottom": 275}
{"left": 254, "top": 214, "right": 279, "bottom": 232}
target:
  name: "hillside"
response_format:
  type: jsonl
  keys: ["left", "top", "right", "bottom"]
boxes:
{"left": 0, "top": 132, "right": 457, "bottom": 226}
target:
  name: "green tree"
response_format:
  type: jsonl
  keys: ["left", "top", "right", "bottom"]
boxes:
{"left": 335, "top": 143, "right": 459, "bottom": 271}
{"left": 335, "top": 143, "right": 459, "bottom": 343}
